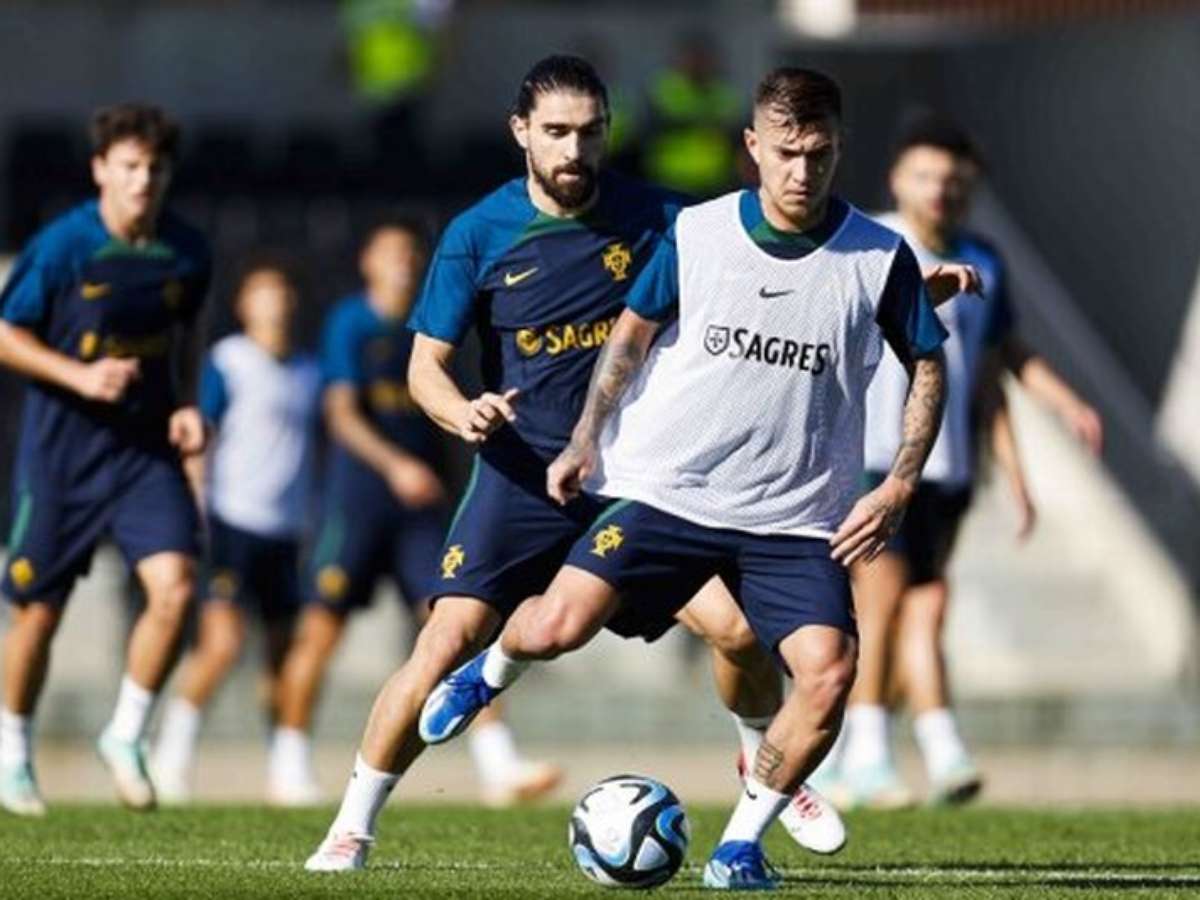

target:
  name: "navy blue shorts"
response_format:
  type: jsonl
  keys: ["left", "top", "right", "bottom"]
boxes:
{"left": 2, "top": 449, "right": 199, "bottom": 607}
{"left": 863, "top": 472, "right": 972, "bottom": 585}
{"left": 565, "top": 500, "right": 856, "bottom": 661}
{"left": 204, "top": 515, "right": 301, "bottom": 621}
{"left": 306, "top": 488, "right": 448, "bottom": 613}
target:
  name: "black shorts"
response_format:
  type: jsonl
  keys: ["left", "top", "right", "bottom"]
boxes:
{"left": 864, "top": 472, "right": 972, "bottom": 585}
{"left": 203, "top": 515, "right": 301, "bottom": 622}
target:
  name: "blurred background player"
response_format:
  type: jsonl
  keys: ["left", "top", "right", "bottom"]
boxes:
{"left": 818, "top": 113, "right": 1105, "bottom": 809}
{"left": 150, "top": 258, "right": 321, "bottom": 803}
{"left": 0, "top": 104, "right": 211, "bottom": 815}
{"left": 271, "top": 218, "right": 559, "bottom": 807}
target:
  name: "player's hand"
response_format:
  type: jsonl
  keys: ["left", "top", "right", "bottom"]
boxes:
{"left": 76, "top": 357, "right": 140, "bottom": 403}
{"left": 830, "top": 476, "right": 913, "bottom": 567}
{"left": 547, "top": 439, "right": 596, "bottom": 506}
{"left": 168, "top": 406, "right": 208, "bottom": 456}
{"left": 385, "top": 456, "right": 445, "bottom": 508}
{"left": 1060, "top": 400, "right": 1103, "bottom": 455}
{"left": 459, "top": 388, "right": 519, "bottom": 444}
{"left": 923, "top": 263, "right": 982, "bottom": 307}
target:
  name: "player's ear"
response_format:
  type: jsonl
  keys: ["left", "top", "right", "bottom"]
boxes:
{"left": 510, "top": 114, "right": 530, "bottom": 150}
{"left": 90, "top": 153, "right": 107, "bottom": 191}
{"left": 743, "top": 127, "right": 760, "bottom": 166}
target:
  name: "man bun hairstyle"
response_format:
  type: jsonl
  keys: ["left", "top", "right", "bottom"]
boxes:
{"left": 891, "top": 110, "right": 985, "bottom": 169}
{"left": 754, "top": 67, "right": 842, "bottom": 129}
{"left": 512, "top": 54, "right": 609, "bottom": 119}
{"left": 90, "top": 103, "right": 181, "bottom": 160}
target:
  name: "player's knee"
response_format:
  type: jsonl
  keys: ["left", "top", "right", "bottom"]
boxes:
{"left": 16, "top": 603, "right": 63, "bottom": 639}
{"left": 522, "top": 593, "right": 589, "bottom": 659}
{"left": 145, "top": 575, "right": 195, "bottom": 626}
{"left": 203, "top": 629, "right": 244, "bottom": 672}
{"left": 412, "top": 615, "right": 475, "bottom": 676}
{"left": 793, "top": 644, "right": 856, "bottom": 715}
{"left": 707, "top": 614, "right": 763, "bottom": 666}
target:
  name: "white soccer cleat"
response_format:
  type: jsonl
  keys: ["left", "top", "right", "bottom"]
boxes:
{"left": 96, "top": 729, "right": 156, "bottom": 811}
{"left": 778, "top": 783, "right": 846, "bottom": 854}
{"left": 268, "top": 773, "right": 324, "bottom": 808}
{"left": 0, "top": 762, "right": 47, "bottom": 817}
{"left": 304, "top": 830, "right": 373, "bottom": 872}
{"left": 928, "top": 757, "right": 984, "bottom": 806}
{"left": 479, "top": 759, "right": 564, "bottom": 809}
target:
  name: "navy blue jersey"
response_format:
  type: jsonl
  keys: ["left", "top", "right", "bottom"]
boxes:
{"left": 320, "top": 293, "right": 443, "bottom": 493}
{"left": 408, "top": 172, "right": 686, "bottom": 473}
{"left": 1, "top": 201, "right": 211, "bottom": 472}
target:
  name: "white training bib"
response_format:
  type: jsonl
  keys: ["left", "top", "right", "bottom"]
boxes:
{"left": 588, "top": 192, "right": 902, "bottom": 537}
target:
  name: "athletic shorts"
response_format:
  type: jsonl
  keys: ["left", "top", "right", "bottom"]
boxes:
{"left": 2, "top": 448, "right": 199, "bottom": 607}
{"left": 565, "top": 499, "right": 855, "bottom": 664}
{"left": 864, "top": 471, "right": 972, "bottom": 586}
{"left": 203, "top": 514, "right": 301, "bottom": 621}
{"left": 305, "top": 486, "right": 448, "bottom": 613}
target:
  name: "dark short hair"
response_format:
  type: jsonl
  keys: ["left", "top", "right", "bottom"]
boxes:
{"left": 512, "top": 54, "right": 609, "bottom": 119}
{"left": 90, "top": 103, "right": 181, "bottom": 160}
{"left": 891, "top": 111, "right": 984, "bottom": 169}
{"left": 754, "top": 67, "right": 842, "bottom": 129}
{"left": 362, "top": 212, "right": 432, "bottom": 256}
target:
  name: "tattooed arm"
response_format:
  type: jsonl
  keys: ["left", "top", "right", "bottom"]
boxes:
{"left": 546, "top": 308, "right": 662, "bottom": 505}
{"left": 830, "top": 349, "right": 947, "bottom": 567}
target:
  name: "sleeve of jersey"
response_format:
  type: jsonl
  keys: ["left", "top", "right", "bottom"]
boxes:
{"left": 198, "top": 353, "right": 229, "bottom": 424}
{"left": 320, "top": 308, "right": 364, "bottom": 387}
{"left": 983, "top": 258, "right": 1016, "bottom": 346}
{"left": 0, "top": 234, "right": 65, "bottom": 331}
{"left": 624, "top": 222, "right": 680, "bottom": 323}
{"left": 407, "top": 216, "right": 479, "bottom": 345}
{"left": 875, "top": 240, "right": 949, "bottom": 367}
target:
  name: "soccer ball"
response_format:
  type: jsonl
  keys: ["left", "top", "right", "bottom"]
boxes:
{"left": 568, "top": 774, "right": 690, "bottom": 889}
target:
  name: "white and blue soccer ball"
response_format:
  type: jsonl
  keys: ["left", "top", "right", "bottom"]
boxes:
{"left": 568, "top": 774, "right": 690, "bottom": 889}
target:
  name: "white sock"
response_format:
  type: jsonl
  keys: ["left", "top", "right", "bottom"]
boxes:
{"left": 808, "top": 719, "right": 848, "bottom": 783}
{"left": 480, "top": 643, "right": 528, "bottom": 690}
{"left": 719, "top": 776, "right": 791, "bottom": 844}
{"left": 841, "top": 703, "right": 892, "bottom": 773}
{"left": 270, "top": 727, "right": 314, "bottom": 783}
{"left": 468, "top": 720, "right": 522, "bottom": 786}
{"left": 153, "top": 698, "right": 202, "bottom": 774}
{"left": 730, "top": 713, "right": 771, "bottom": 771}
{"left": 913, "top": 707, "right": 970, "bottom": 779}
{"left": 331, "top": 753, "right": 399, "bottom": 837}
{"left": 105, "top": 675, "right": 157, "bottom": 744}
{"left": 0, "top": 709, "right": 33, "bottom": 769}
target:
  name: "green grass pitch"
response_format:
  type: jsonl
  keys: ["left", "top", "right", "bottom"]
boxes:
{"left": 2, "top": 805, "right": 1199, "bottom": 898}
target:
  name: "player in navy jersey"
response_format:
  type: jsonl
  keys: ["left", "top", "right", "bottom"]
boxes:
{"left": 816, "top": 115, "right": 1103, "bottom": 810}
{"left": 149, "top": 259, "right": 321, "bottom": 803}
{"left": 0, "top": 105, "right": 211, "bottom": 815}
{"left": 304, "top": 56, "right": 982, "bottom": 873}
{"left": 270, "top": 219, "right": 558, "bottom": 807}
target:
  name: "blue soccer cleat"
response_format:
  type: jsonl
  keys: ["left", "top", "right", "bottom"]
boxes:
{"left": 419, "top": 652, "right": 501, "bottom": 745}
{"left": 702, "top": 840, "right": 779, "bottom": 891}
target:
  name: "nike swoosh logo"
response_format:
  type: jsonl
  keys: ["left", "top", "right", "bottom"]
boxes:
{"left": 503, "top": 267, "right": 538, "bottom": 287}
{"left": 745, "top": 788, "right": 759, "bottom": 800}
{"left": 759, "top": 287, "right": 794, "bottom": 299}
{"left": 81, "top": 282, "right": 112, "bottom": 300}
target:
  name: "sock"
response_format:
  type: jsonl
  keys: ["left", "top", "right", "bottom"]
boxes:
{"left": 719, "top": 776, "right": 791, "bottom": 844}
{"left": 841, "top": 703, "right": 891, "bottom": 774}
{"left": 269, "top": 727, "right": 314, "bottom": 784}
{"left": 730, "top": 713, "right": 772, "bottom": 772}
{"left": 468, "top": 720, "right": 522, "bottom": 786}
{"left": 913, "top": 707, "right": 970, "bottom": 779}
{"left": 153, "top": 698, "right": 202, "bottom": 774}
{"left": 480, "top": 643, "right": 528, "bottom": 690}
{"left": 105, "top": 675, "right": 156, "bottom": 744}
{"left": 808, "top": 719, "right": 847, "bottom": 784}
{"left": 330, "top": 753, "right": 399, "bottom": 837}
{"left": 0, "top": 709, "right": 33, "bottom": 769}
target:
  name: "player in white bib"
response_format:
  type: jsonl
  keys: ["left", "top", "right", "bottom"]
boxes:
{"left": 151, "top": 259, "right": 321, "bottom": 802}
{"left": 817, "top": 114, "right": 1103, "bottom": 810}
{"left": 419, "top": 68, "right": 955, "bottom": 891}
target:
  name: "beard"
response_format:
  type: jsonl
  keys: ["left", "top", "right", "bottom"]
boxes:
{"left": 530, "top": 156, "right": 599, "bottom": 211}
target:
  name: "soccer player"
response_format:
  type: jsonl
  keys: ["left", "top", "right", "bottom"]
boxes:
{"left": 0, "top": 104, "right": 211, "bottom": 815}
{"left": 418, "top": 67, "right": 951, "bottom": 890}
{"left": 304, "top": 57, "right": 878, "bottom": 873}
{"left": 270, "top": 219, "right": 559, "bottom": 807}
{"left": 149, "top": 258, "right": 321, "bottom": 803}
{"left": 821, "top": 114, "right": 1103, "bottom": 809}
